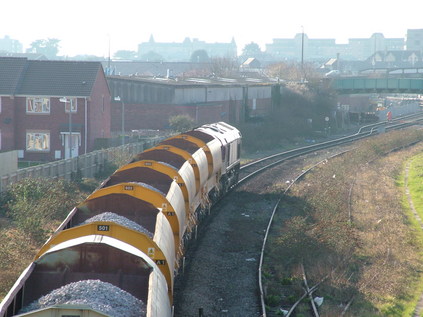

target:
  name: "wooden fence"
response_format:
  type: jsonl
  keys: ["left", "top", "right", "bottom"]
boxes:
{"left": 0, "top": 138, "right": 161, "bottom": 193}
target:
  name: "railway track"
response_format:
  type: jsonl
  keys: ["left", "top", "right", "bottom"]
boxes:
{"left": 174, "top": 113, "right": 423, "bottom": 317}
{"left": 240, "top": 111, "right": 423, "bottom": 183}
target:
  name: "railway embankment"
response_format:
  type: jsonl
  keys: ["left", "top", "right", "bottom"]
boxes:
{"left": 263, "top": 129, "right": 423, "bottom": 316}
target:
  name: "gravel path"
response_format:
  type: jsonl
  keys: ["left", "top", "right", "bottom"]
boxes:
{"left": 173, "top": 190, "right": 275, "bottom": 317}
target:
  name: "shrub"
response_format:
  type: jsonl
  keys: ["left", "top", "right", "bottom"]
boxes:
{"left": 2, "top": 178, "right": 83, "bottom": 243}
{"left": 169, "top": 115, "right": 195, "bottom": 133}
{"left": 265, "top": 294, "right": 281, "bottom": 307}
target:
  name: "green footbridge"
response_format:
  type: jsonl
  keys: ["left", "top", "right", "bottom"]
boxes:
{"left": 332, "top": 77, "right": 423, "bottom": 94}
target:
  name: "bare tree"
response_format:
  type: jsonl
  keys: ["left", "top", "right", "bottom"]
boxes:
{"left": 267, "top": 61, "right": 322, "bottom": 82}
{"left": 209, "top": 57, "right": 239, "bottom": 77}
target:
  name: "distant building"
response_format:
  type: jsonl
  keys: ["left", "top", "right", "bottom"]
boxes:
{"left": 138, "top": 35, "right": 238, "bottom": 62}
{"left": 240, "top": 58, "right": 262, "bottom": 75}
{"left": 0, "top": 35, "right": 23, "bottom": 53}
{"left": 241, "top": 58, "right": 261, "bottom": 69}
{"left": 406, "top": 29, "right": 423, "bottom": 52}
{"left": 0, "top": 52, "right": 47, "bottom": 60}
{"left": 346, "top": 33, "right": 404, "bottom": 60}
{"left": 106, "top": 75, "right": 276, "bottom": 131}
{"left": 266, "top": 33, "right": 404, "bottom": 61}
{"left": 370, "top": 50, "right": 422, "bottom": 67}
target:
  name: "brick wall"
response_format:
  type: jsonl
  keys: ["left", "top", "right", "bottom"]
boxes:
{"left": 111, "top": 100, "right": 243, "bottom": 131}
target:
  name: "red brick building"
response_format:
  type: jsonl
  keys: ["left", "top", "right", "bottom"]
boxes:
{"left": 107, "top": 76, "right": 274, "bottom": 132}
{"left": 0, "top": 57, "right": 110, "bottom": 162}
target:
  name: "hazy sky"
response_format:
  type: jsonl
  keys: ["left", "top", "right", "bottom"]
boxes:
{"left": 2, "top": 0, "right": 422, "bottom": 57}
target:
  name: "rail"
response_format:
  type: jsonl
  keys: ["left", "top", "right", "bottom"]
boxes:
{"left": 238, "top": 112, "right": 423, "bottom": 316}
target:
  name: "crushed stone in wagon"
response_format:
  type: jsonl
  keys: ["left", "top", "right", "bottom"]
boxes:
{"left": 81, "top": 212, "right": 153, "bottom": 238}
{"left": 19, "top": 279, "right": 146, "bottom": 317}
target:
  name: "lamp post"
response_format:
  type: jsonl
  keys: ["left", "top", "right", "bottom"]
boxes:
{"left": 301, "top": 25, "right": 304, "bottom": 82}
{"left": 60, "top": 97, "right": 72, "bottom": 158}
{"left": 114, "top": 96, "right": 125, "bottom": 146}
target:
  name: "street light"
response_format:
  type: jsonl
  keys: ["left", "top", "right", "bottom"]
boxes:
{"left": 114, "top": 96, "right": 125, "bottom": 146}
{"left": 301, "top": 25, "right": 305, "bottom": 82}
{"left": 60, "top": 97, "right": 72, "bottom": 158}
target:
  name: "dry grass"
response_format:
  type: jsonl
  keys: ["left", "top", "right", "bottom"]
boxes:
{"left": 0, "top": 177, "right": 97, "bottom": 302}
{"left": 264, "top": 129, "right": 423, "bottom": 316}
{"left": 0, "top": 226, "right": 40, "bottom": 299}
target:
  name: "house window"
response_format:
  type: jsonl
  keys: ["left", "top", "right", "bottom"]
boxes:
{"left": 26, "top": 97, "right": 50, "bottom": 114}
{"left": 64, "top": 98, "right": 77, "bottom": 113}
{"left": 26, "top": 131, "right": 50, "bottom": 151}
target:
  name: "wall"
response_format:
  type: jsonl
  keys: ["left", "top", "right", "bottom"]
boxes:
{"left": 111, "top": 101, "right": 242, "bottom": 131}
{"left": 13, "top": 97, "right": 88, "bottom": 162}
{"left": 88, "top": 69, "right": 111, "bottom": 150}
{"left": 0, "top": 139, "right": 161, "bottom": 193}
{"left": 0, "top": 96, "right": 16, "bottom": 151}
{"left": 0, "top": 151, "right": 17, "bottom": 177}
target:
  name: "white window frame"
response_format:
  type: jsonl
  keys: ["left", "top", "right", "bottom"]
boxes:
{"left": 26, "top": 97, "right": 50, "bottom": 114}
{"left": 64, "top": 98, "right": 77, "bottom": 113}
{"left": 26, "top": 130, "right": 50, "bottom": 152}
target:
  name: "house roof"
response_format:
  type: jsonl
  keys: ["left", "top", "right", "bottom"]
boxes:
{"left": 102, "top": 60, "right": 210, "bottom": 77}
{"left": 367, "top": 50, "right": 423, "bottom": 63}
{"left": 0, "top": 57, "right": 104, "bottom": 97}
{"left": 0, "top": 57, "right": 27, "bottom": 95}
{"left": 242, "top": 57, "right": 260, "bottom": 66}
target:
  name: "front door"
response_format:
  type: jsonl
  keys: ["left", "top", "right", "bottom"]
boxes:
{"left": 64, "top": 133, "right": 80, "bottom": 159}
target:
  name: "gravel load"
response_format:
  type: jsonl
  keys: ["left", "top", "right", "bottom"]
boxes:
{"left": 20, "top": 279, "right": 146, "bottom": 317}
{"left": 158, "top": 161, "right": 178, "bottom": 171}
{"left": 136, "top": 181, "right": 166, "bottom": 196}
{"left": 81, "top": 212, "right": 153, "bottom": 238}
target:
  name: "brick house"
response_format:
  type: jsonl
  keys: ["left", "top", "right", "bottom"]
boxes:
{"left": 107, "top": 76, "right": 275, "bottom": 132}
{"left": 0, "top": 57, "right": 111, "bottom": 162}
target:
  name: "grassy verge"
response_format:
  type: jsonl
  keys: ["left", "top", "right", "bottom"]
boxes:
{"left": 263, "top": 129, "right": 423, "bottom": 316}
{"left": 398, "top": 154, "right": 423, "bottom": 316}
{"left": 407, "top": 155, "right": 423, "bottom": 221}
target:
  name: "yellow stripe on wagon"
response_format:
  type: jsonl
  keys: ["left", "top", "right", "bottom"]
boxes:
{"left": 116, "top": 160, "right": 190, "bottom": 215}
{"left": 34, "top": 221, "right": 174, "bottom": 301}
{"left": 87, "top": 183, "right": 181, "bottom": 241}
{"left": 144, "top": 145, "right": 201, "bottom": 193}
{"left": 166, "top": 134, "right": 214, "bottom": 177}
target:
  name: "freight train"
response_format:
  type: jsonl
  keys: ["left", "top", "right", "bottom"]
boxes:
{"left": 0, "top": 121, "right": 242, "bottom": 317}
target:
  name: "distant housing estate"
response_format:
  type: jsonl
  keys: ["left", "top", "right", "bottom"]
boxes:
{"left": 2, "top": 29, "right": 423, "bottom": 63}
{"left": 138, "top": 35, "right": 238, "bottom": 62}
{"left": 0, "top": 36, "right": 22, "bottom": 54}
{"left": 137, "top": 30, "right": 423, "bottom": 62}
{"left": 266, "top": 33, "right": 405, "bottom": 61}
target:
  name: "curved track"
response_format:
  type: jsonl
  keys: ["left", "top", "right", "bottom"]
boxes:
{"left": 174, "top": 113, "right": 423, "bottom": 317}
